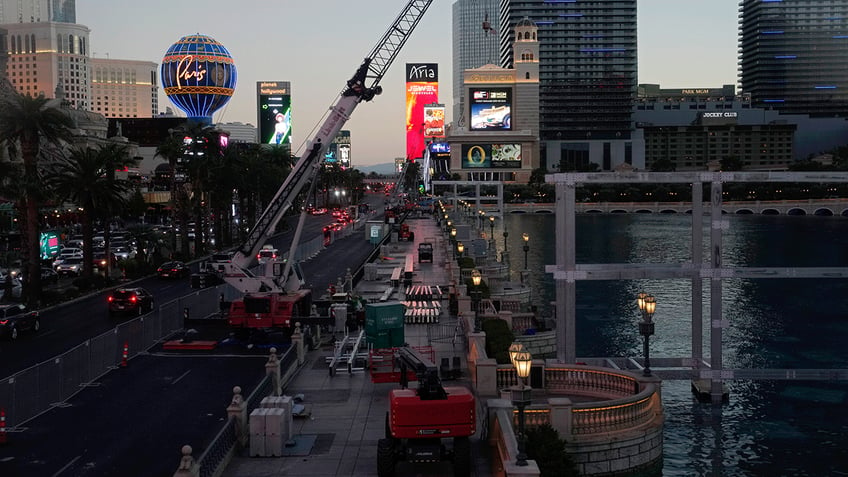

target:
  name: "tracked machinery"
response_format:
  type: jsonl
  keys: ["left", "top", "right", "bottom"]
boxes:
{"left": 375, "top": 347, "right": 476, "bottom": 477}
{"left": 209, "top": 0, "right": 434, "bottom": 336}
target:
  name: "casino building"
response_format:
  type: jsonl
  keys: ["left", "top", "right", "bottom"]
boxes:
{"left": 446, "top": 17, "right": 540, "bottom": 183}
{"left": 634, "top": 84, "right": 848, "bottom": 171}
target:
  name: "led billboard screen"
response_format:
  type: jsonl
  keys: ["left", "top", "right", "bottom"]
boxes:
{"left": 405, "top": 63, "right": 439, "bottom": 161}
{"left": 461, "top": 143, "right": 522, "bottom": 169}
{"left": 423, "top": 105, "right": 445, "bottom": 138}
{"left": 257, "top": 81, "right": 292, "bottom": 145}
{"left": 469, "top": 87, "right": 512, "bottom": 131}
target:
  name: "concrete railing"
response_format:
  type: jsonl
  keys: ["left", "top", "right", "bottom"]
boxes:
{"left": 470, "top": 330, "right": 664, "bottom": 476}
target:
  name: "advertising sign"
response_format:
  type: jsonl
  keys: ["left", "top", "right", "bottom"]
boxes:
{"left": 423, "top": 105, "right": 445, "bottom": 138}
{"left": 40, "top": 231, "right": 61, "bottom": 260}
{"left": 469, "top": 87, "right": 512, "bottom": 131}
{"left": 257, "top": 81, "right": 292, "bottom": 145}
{"left": 461, "top": 143, "right": 522, "bottom": 168}
{"left": 405, "top": 63, "right": 439, "bottom": 161}
{"left": 336, "top": 130, "right": 351, "bottom": 170}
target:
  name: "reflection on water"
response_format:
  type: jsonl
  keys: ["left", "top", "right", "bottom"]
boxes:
{"left": 497, "top": 213, "right": 848, "bottom": 476}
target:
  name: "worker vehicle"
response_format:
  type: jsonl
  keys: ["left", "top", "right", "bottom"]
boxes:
{"left": 373, "top": 347, "right": 475, "bottom": 477}
{"left": 206, "top": 0, "right": 434, "bottom": 338}
{"left": 417, "top": 242, "right": 433, "bottom": 263}
{"left": 398, "top": 223, "right": 414, "bottom": 242}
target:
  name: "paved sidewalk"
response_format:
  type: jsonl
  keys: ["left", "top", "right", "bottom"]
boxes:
{"left": 222, "top": 215, "right": 495, "bottom": 477}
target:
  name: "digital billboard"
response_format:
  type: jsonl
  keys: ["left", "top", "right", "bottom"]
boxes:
{"left": 461, "top": 143, "right": 522, "bottom": 169}
{"left": 336, "top": 130, "right": 351, "bottom": 170}
{"left": 257, "top": 81, "right": 292, "bottom": 145}
{"left": 423, "top": 105, "right": 445, "bottom": 138}
{"left": 405, "top": 63, "right": 439, "bottom": 161}
{"left": 469, "top": 87, "right": 512, "bottom": 131}
{"left": 323, "top": 130, "right": 351, "bottom": 170}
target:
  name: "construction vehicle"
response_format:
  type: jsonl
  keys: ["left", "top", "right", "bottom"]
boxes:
{"left": 417, "top": 242, "right": 433, "bottom": 263}
{"left": 373, "top": 347, "right": 475, "bottom": 477}
{"left": 206, "top": 0, "right": 434, "bottom": 336}
{"left": 397, "top": 223, "right": 414, "bottom": 242}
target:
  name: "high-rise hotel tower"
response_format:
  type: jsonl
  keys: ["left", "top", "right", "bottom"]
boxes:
{"left": 498, "top": 0, "right": 637, "bottom": 170}
{"left": 739, "top": 0, "right": 848, "bottom": 117}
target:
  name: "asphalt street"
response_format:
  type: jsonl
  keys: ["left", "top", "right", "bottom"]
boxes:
{"left": 0, "top": 354, "right": 267, "bottom": 477}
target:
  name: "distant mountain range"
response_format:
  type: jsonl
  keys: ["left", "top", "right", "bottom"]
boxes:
{"left": 354, "top": 162, "right": 397, "bottom": 175}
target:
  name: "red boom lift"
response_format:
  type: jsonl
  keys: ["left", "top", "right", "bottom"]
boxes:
{"left": 374, "top": 347, "right": 475, "bottom": 477}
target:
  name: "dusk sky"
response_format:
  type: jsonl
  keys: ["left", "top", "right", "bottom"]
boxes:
{"left": 77, "top": 0, "right": 739, "bottom": 166}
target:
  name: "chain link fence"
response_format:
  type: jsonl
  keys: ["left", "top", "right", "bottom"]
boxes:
{"left": 0, "top": 285, "right": 226, "bottom": 428}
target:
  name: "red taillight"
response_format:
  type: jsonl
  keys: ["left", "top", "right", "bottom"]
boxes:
{"left": 130, "top": 296, "right": 137, "bottom": 303}
{"left": 0, "top": 319, "right": 8, "bottom": 325}
{"left": 107, "top": 296, "right": 113, "bottom": 302}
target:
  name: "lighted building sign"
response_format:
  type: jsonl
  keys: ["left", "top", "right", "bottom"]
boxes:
{"left": 257, "top": 81, "right": 292, "bottom": 145}
{"left": 699, "top": 111, "right": 739, "bottom": 125}
{"left": 469, "top": 87, "right": 512, "bottom": 131}
{"left": 161, "top": 34, "right": 237, "bottom": 123}
{"left": 461, "top": 143, "right": 522, "bottom": 168}
{"left": 423, "top": 105, "right": 445, "bottom": 138}
{"left": 405, "top": 63, "right": 439, "bottom": 161}
{"left": 40, "top": 231, "right": 61, "bottom": 260}
{"left": 323, "top": 130, "right": 351, "bottom": 169}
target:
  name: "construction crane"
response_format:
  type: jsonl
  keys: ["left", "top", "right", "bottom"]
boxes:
{"left": 215, "top": 0, "right": 435, "bottom": 335}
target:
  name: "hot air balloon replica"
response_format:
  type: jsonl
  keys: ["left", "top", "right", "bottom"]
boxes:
{"left": 161, "top": 34, "right": 237, "bottom": 124}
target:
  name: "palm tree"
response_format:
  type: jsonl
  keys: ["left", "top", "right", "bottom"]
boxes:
{"left": 155, "top": 133, "right": 191, "bottom": 258}
{"left": 46, "top": 146, "right": 134, "bottom": 281}
{"left": 96, "top": 142, "right": 138, "bottom": 278}
{"left": 0, "top": 92, "right": 74, "bottom": 306}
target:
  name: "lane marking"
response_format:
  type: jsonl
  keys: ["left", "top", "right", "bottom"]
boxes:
{"left": 52, "top": 455, "right": 81, "bottom": 477}
{"left": 171, "top": 369, "right": 192, "bottom": 385}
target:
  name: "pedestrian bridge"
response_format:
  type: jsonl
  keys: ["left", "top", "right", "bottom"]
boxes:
{"left": 505, "top": 199, "right": 848, "bottom": 216}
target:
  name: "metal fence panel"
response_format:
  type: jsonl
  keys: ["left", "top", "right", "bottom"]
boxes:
{"left": 0, "top": 286, "right": 227, "bottom": 429}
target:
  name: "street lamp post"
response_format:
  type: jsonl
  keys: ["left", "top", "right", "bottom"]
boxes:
{"left": 521, "top": 233, "right": 530, "bottom": 284}
{"left": 471, "top": 269, "right": 482, "bottom": 333}
{"left": 522, "top": 233, "right": 530, "bottom": 270}
{"left": 457, "top": 242, "right": 464, "bottom": 259}
{"left": 636, "top": 293, "right": 657, "bottom": 376}
{"left": 489, "top": 215, "right": 495, "bottom": 239}
{"left": 510, "top": 349, "right": 532, "bottom": 467}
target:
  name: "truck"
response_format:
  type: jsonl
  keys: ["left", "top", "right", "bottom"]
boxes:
{"left": 208, "top": 0, "right": 434, "bottom": 337}
{"left": 374, "top": 347, "right": 475, "bottom": 477}
{"left": 417, "top": 242, "right": 433, "bottom": 263}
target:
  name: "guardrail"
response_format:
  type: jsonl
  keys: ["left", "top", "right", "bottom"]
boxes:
{"left": 0, "top": 285, "right": 225, "bottom": 428}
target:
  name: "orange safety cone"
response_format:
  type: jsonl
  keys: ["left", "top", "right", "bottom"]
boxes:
{"left": 120, "top": 341, "right": 129, "bottom": 368}
{"left": 0, "top": 407, "right": 7, "bottom": 444}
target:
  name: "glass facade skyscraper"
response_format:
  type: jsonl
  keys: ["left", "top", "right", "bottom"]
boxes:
{"left": 739, "top": 0, "right": 848, "bottom": 117}
{"left": 0, "top": 0, "right": 75, "bottom": 23}
{"left": 452, "top": 0, "right": 501, "bottom": 125}
{"left": 498, "top": 0, "right": 636, "bottom": 144}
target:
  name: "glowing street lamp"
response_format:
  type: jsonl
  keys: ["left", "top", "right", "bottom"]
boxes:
{"left": 471, "top": 269, "right": 482, "bottom": 332}
{"left": 511, "top": 349, "right": 533, "bottom": 467}
{"left": 637, "top": 293, "right": 657, "bottom": 376}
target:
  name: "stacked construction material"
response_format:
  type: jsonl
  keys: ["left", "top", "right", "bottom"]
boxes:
{"left": 401, "top": 300, "right": 442, "bottom": 324}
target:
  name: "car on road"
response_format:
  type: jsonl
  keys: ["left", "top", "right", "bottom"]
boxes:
{"left": 111, "top": 246, "right": 133, "bottom": 261}
{"left": 55, "top": 256, "right": 84, "bottom": 276}
{"left": 157, "top": 261, "right": 190, "bottom": 279}
{"left": 53, "top": 247, "right": 83, "bottom": 270}
{"left": 40, "top": 267, "right": 59, "bottom": 285}
{"left": 0, "top": 274, "right": 23, "bottom": 301}
{"left": 257, "top": 245, "right": 278, "bottom": 264}
{"left": 107, "top": 287, "right": 154, "bottom": 317}
{"left": 0, "top": 303, "right": 40, "bottom": 340}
